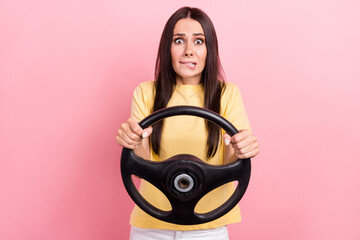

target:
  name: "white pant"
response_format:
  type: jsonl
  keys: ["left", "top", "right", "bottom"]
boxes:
{"left": 129, "top": 226, "right": 229, "bottom": 240}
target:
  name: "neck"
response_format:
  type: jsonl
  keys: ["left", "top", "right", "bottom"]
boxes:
{"left": 176, "top": 75, "right": 201, "bottom": 85}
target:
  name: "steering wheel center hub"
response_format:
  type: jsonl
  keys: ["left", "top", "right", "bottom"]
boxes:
{"left": 162, "top": 158, "right": 204, "bottom": 198}
{"left": 174, "top": 173, "right": 194, "bottom": 192}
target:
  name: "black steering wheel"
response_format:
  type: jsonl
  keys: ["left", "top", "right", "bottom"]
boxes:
{"left": 120, "top": 106, "right": 251, "bottom": 225}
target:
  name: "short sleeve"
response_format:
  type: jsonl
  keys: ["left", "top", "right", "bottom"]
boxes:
{"left": 221, "top": 82, "right": 252, "bottom": 131}
{"left": 130, "top": 81, "right": 154, "bottom": 122}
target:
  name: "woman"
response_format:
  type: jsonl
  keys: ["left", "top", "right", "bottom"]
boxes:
{"left": 116, "top": 6, "right": 259, "bottom": 240}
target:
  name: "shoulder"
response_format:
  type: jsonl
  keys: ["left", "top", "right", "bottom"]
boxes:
{"left": 220, "top": 81, "right": 244, "bottom": 115}
{"left": 137, "top": 80, "right": 155, "bottom": 89}
{"left": 221, "top": 81, "right": 242, "bottom": 100}
{"left": 133, "top": 81, "right": 155, "bottom": 98}
{"left": 131, "top": 81, "right": 155, "bottom": 119}
{"left": 135, "top": 81, "right": 155, "bottom": 92}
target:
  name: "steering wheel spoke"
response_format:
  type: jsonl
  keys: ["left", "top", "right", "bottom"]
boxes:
{"left": 203, "top": 159, "right": 250, "bottom": 190}
{"left": 121, "top": 149, "right": 171, "bottom": 193}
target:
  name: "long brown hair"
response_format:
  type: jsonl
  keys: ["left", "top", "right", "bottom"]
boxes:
{"left": 151, "top": 7, "right": 225, "bottom": 158}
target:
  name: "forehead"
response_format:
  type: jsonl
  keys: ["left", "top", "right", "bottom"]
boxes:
{"left": 173, "top": 18, "right": 204, "bottom": 34}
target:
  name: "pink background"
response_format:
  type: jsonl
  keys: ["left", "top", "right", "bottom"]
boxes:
{"left": 1, "top": 0, "right": 359, "bottom": 239}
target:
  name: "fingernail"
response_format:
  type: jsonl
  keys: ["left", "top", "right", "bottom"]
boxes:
{"left": 225, "top": 139, "right": 230, "bottom": 146}
{"left": 142, "top": 132, "right": 149, "bottom": 138}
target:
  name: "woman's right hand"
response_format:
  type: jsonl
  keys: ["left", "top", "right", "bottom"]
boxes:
{"left": 116, "top": 118, "right": 152, "bottom": 149}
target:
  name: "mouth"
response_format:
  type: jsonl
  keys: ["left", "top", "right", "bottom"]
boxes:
{"left": 180, "top": 61, "right": 197, "bottom": 68}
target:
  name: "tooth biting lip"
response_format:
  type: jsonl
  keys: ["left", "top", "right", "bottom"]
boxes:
{"left": 180, "top": 61, "right": 197, "bottom": 68}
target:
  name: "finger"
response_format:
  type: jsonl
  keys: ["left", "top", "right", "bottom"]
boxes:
{"left": 234, "top": 141, "right": 259, "bottom": 155}
{"left": 231, "top": 135, "right": 257, "bottom": 151}
{"left": 142, "top": 126, "right": 153, "bottom": 138}
{"left": 223, "top": 133, "right": 231, "bottom": 146}
{"left": 236, "top": 148, "right": 260, "bottom": 159}
{"left": 121, "top": 121, "right": 142, "bottom": 142}
{"left": 116, "top": 135, "right": 138, "bottom": 149}
{"left": 231, "top": 129, "right": 252, "bottom": 143}
{"left": 127, "top": 118, "right": 144, "bottom": 137}
{"left": 117, "top": 128, "right": 141, "bottom": 147}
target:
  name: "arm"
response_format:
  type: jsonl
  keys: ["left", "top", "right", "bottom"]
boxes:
{"left": 221, "top": 83, "right": 259, "bottom": 163}
{"left": 116, "top": 82, "right": 154, "bottom": 159}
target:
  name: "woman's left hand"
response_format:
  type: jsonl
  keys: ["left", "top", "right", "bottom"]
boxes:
{"left": 223, "top": 130, "right": 259, "bottom": 159}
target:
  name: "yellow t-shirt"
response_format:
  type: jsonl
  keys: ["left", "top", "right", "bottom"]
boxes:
{"left": 129, "top": 81, "right": 251, "bottom": 230}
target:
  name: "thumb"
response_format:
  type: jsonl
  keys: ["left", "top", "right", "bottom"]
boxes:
{"left": 142, "top": 126, "right": 153, "bottom": 138}
{"left": 223, "top": 133, "right": 231, "bottom": 146}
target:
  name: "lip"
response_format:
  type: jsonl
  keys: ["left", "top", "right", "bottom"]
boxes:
{"left": 179, "top": 61, "right": 197, "bottom": 69}
{"left": 179, "top": 61, "right": 197, "bottom": 64}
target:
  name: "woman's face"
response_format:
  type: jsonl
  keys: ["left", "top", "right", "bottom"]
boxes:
{"left": 171, "top": 18, "right": 207, "bottom": 85}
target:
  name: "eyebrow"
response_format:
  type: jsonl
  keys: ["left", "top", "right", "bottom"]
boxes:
{"left": 173, "top": 33, "right": 205, "bottom": 37}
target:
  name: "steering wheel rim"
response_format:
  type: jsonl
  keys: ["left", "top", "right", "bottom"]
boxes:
{"left": 121, "top": 106, "right": 251, "bottom": 225}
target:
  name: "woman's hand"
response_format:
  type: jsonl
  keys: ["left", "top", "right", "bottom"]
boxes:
{"left": 223, "top": 130, "right": 259, "bottom": 159}
{"left": 116, "top": 118, "right": 152, "bottom": 149}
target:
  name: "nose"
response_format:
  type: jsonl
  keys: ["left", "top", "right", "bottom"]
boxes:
{"left": 184, "top": 42, "right": 193, "bottom": 57}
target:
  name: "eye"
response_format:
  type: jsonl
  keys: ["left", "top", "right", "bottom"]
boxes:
{"left": 174, "top": 38, "right": 184, "bottom": 44}
{"left": 194, "top": 39, "right": 204, "bottom": 45}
